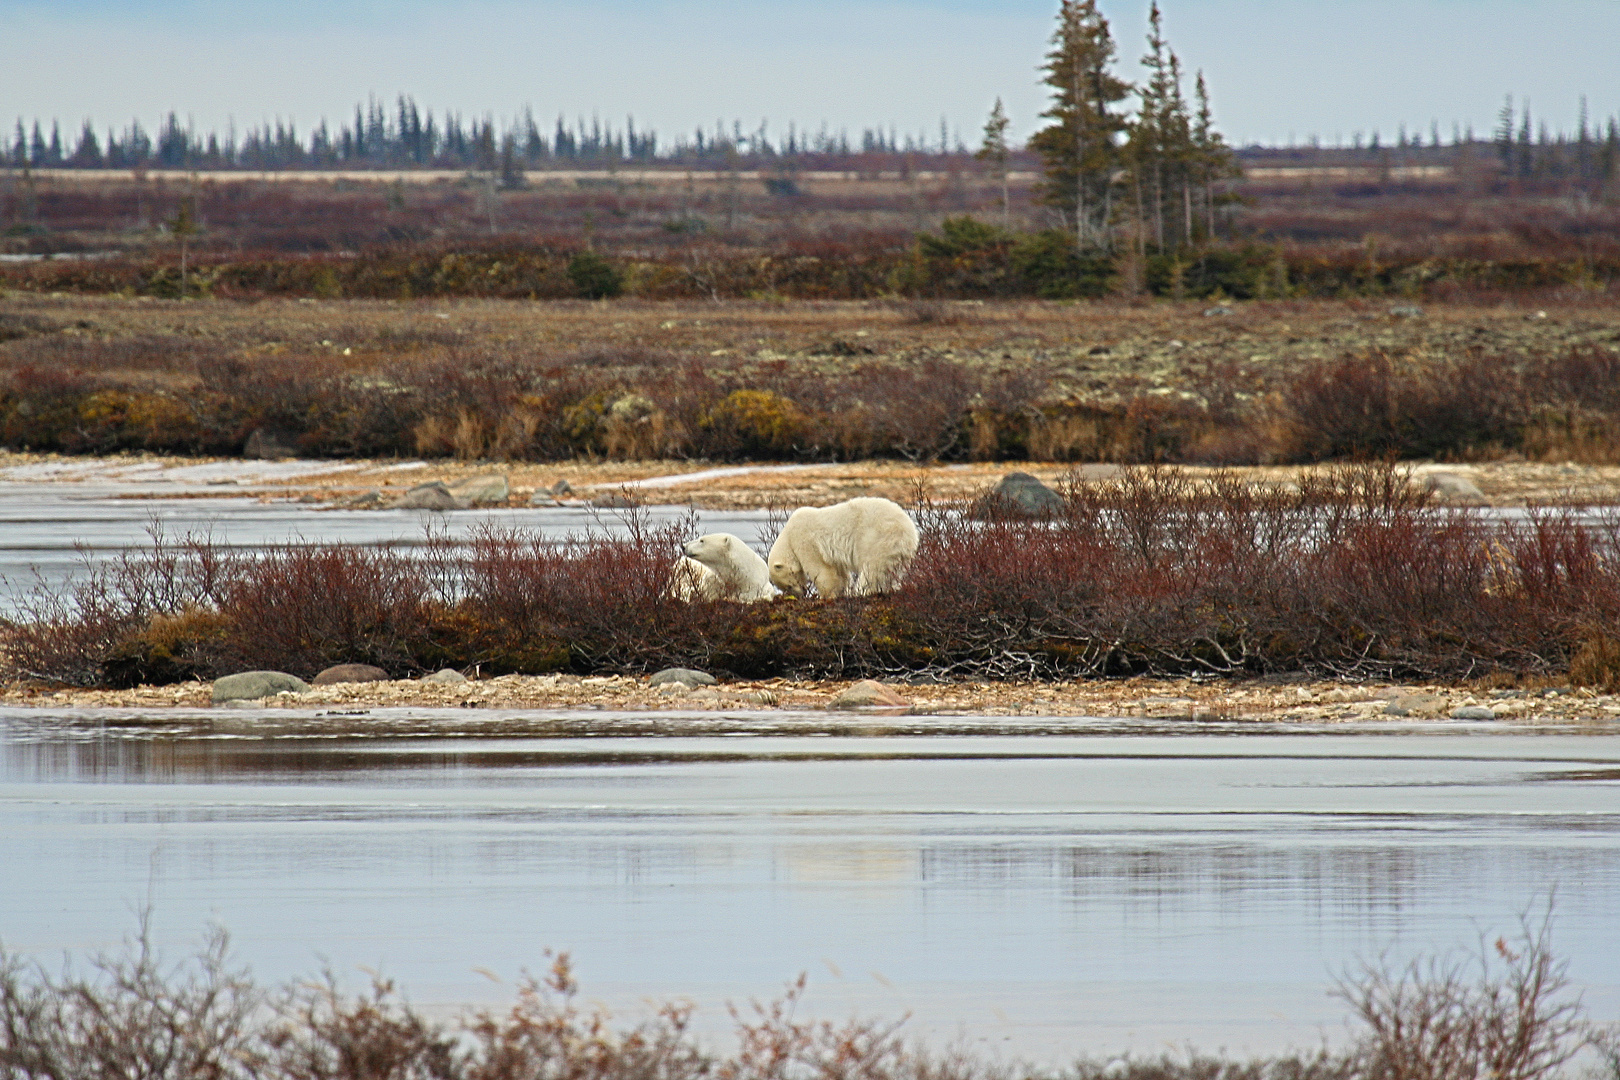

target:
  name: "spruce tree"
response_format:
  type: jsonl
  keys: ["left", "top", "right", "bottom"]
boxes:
{"left": 1191, "top": 71, "right": 1235, "bottom": 241}
{"left": 1028, "top": 0, "right": 1130, "bottom": 248}
{"left": 71, "top": 121, "right": 102, "bottom": 167}
{"left": 975, "top": 97, "right": 1012, "bottom": 226}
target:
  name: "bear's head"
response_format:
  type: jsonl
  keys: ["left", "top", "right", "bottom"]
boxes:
{"left": 684, "top": 533, "right": 735, "bottom": 567}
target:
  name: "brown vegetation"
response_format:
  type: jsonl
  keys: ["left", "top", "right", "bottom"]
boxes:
{"left": 0, "top": 908, "right": 1611, "bottom": 1080}
{"left": 5, "top": 468, "right": 1617, "bottom": 689}
{"left": 1, "top": 295, "right": 1617, "bottom": 467}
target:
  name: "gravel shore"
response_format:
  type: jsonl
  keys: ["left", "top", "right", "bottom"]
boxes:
{"left": 6, "top": 673, "right": 1618, "bottom": 725}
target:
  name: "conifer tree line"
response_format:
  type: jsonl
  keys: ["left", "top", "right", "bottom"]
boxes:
{"left": 4, "top": 96, "right": 973, "bottom": 173}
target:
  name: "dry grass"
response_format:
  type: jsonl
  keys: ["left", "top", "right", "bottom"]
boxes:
{"left": 2, "top": 294, "right": 1618, "bottom": 466}
{"left": 1, "top": 906, "right": 1611, "bottom": 1080}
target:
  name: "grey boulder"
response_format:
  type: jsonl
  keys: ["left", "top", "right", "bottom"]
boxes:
{"left": 312, "top": 663, "right": 390, "bottom": 686}
{"left": 1421, "top": 472, "right": 1485, "bottom": 500}
{"left": 828, "top": 680, "right": 909, "bottom": 710}
{"left": 972, "top": 472, "right": 1065, "bottom": 519}
{"left": 420, "top": 668, "right": 469, "bottom": 684}
{"left": 649, "top": 667, "right": 716, "bottom": 688}
{"left": 591, "top": 491, "right": 639, "bottom": 509}
{"left": 1450, "top": 705, "right": 1497, "bottom": 721}
{"left": 450, "top": 473, "right": 509, "bottom": 506}
{"left": 391, "top": 481, "right": 466, "bottom": 511}
{"left": 212, "top": 670, "right": 311, "bottom": 703}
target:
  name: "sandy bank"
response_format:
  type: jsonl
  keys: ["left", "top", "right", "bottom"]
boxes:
{"left": 6, "top": 673, "right": 1618, "bottom": 726}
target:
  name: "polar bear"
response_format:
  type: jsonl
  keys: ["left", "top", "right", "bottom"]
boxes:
{"left": 665, "top": 555, "right": 725, "bottom": 602}
{"left": 672, "top": 533, "right": 780, "bottom": 603}
{"left": 768, "top": 497, "right": 919, "bottom": 598}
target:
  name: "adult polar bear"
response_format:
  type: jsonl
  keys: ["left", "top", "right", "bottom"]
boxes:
{"left": 768, "top": 497, "right": 919, "bottom": 598}
{"left": 669, "top": 533, "right": 780, "bottom": 602}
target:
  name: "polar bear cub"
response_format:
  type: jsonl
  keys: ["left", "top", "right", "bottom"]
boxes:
{"left": 665, "top": 556, "right": 724, "bottom": 602}
{"left": 768, "top": 497, "right": 919, "bottom": 598}
{"left": 676, "top": 532, "right": 781, "bottom": 602}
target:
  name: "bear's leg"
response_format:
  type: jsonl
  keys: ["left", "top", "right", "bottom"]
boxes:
{"left": 810, "top": 565, "right": 848, "bottom": 599}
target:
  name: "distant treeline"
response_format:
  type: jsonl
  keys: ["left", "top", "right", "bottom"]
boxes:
{"left": 8, "top": 99, "right": 983, "bottom": 173}
{"left": 5, "top": 91, "right": 1616, "bottom": 181}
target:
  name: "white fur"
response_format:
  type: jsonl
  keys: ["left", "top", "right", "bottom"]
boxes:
{"left": 767, "top": 497, "right": 919, "bottom": 598}
{"left": 665, "top": 555, "right": 725, "bottom": 601}
{"left": 679, "top": 533, "right": 781, "bottom": 603}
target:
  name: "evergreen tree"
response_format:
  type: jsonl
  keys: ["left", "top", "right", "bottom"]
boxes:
{"left": 168, "top": 191, "right": 201, "bottom": 297}
{"left": 1495, "top": 95, "right": 1515, "bottom": 166}
{"left": 71, "top": 120, "right": 102, "bottom": 167}
{"left": 976, "top": 97, "right": 1013, "bottom": 225}
{"left": 30, "top": 122, "right": 48, "bottom": 166}
{"left": 1191, "top": 71, "right": 1236, "bottom": 240}
{"left": 1028, "top": 0, "right": 1130, "bottom": 248}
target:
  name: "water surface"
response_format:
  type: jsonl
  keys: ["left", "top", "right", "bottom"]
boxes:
{"left": 3, "top": 718, "right": 1617, "bottom": 1058}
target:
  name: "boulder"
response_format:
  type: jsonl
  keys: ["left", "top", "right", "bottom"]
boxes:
{"left": 591, "top": 491, "right": 639, "bottom": 509}
{"left": 529, "top": 490, "right": 559, "bottom": 507}
{"left": 971, "top": 472, "right": 1065, "bottom": 519}
{"left": 1450, "top": 705, "right": 1496, "bottom": 721}
{"left": 450, "top": 472, "right": 509, "bottom": 506}
{"left": 650, "top": 667, "right": 717, "bottom": 688}
{"left": 1389, "top": 304, "right": 1425, "bottom": 318}
{"left": 550, "top": 479, "right": 575, "bottom": 497}
{"left": 243, "top": 428, "right": 299, "bottom": 460}
{"left": 212, "top": 670, "right": 310, "bottom": 703}
{"left": 420, "top": 668, "right": 468, "bottom": 684}
{"left": 1202, "top": 305, "right": 1233, "bottom": 317}
{"left": 391, "top": 481, "right": 466, "bottom": 511}
{"left": 828, "top": 680, "right": 909, "bottom": 710}
{"left": 1384, "top": 693, "right": 1447, "bottom": 717}
{"left": 1421, "top": 472, "right": 1485, "bottom": 500}
{"left": 342, "top": 489, "right": 383, "bottom": 508}
{"left": 311, "top": 663, "right": 389, "bottom": 686}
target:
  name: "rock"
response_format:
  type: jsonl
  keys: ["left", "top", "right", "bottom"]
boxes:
{"left": 650, "top": 667, "right": 717, "bottom": 688}
{"left": 591, "top": 491, "right": 639, "bottom": 509}
{"left": 1389, "top": 304, "right": 1425, "bottom": 318}
{"left": 1203, "top": 305, "right": 1233, "bottom": 317}
{"left": 243, "top": 427, "right": 299, "bottom": 459}
{"left": 211, "top": 670, "right": 311, "bottom": 703}
{"left": 529, "top": 490, "right": 559, "bottom": 507}
{"left": 390, "top": 481, "right": 466, "bottom": 511}
{"left": 549, "top": 479, "right": 575, "bottom": 497}
{"left": 744, "top": 689, "right": 780, "bottom": 706}
{"left": 828, "top": 679, "right": 910, "bottom": 710}
{"left": 343, "top": 489, "right": 383, "bottom": 508}
{"left": 971, "top": 472, "right": 1065, "bottom": 519}
{"left": 1385, "top": 693, "right": 1447, "bottom": 717}
{"left": 420, "top": 668, "right": 468, "bottom": 684}
{"left": 1421, "top": 472, "right": 1485, "bottom": 500}
{"left": 311, "top": 663, "right": 389, "bottom": 686}
{"left": 1451, "top": 705, "right": 1497, "bottom": 721}
{"left": 449, "top": 472, "right": 509, "bottom": 506}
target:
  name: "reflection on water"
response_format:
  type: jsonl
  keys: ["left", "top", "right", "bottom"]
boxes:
{"left": 2, "top": 724, "right": 1619, "bottom": 1058}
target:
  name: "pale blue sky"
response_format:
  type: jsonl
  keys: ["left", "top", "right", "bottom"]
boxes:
{"left": 2, "top": 0, "right": 1617, "bottom": 148}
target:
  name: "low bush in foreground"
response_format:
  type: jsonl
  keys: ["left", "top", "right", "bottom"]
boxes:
{"left": 4, "top": 468, "right": 1617, "bottom": 689}
{"left": 0, "top": 909, "right": 1612, "bottom": 1080}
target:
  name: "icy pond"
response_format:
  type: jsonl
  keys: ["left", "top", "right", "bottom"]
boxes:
{"left": 3, "top": 716, "right": 1618, "bottom": 1059}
